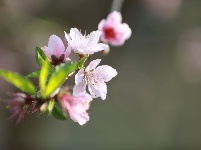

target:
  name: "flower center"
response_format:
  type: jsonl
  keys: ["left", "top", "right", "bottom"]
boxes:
{"left": 51, "top": 54, "right": 65, "bottom": 66}
{"left": 104, "top": 27, "right": 116, "bottom": 39}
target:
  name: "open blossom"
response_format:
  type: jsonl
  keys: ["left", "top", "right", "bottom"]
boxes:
{"left": 41, "top": 35, "right": 71, "bottom": 66}
{"left": 73, "top": 59, "right": 117, "bottom": 100}
{"left": 60, "top": 92, "right": 92, "bottom": 126}
{"left": 64, "top": 28, "right": 108, "bottom": 55}
{"left": 98, "top": 11, "right": 132, "bottom": 46}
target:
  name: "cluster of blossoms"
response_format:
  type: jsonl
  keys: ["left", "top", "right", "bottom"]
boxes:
{"left": 1, "top": 11, "right": 131, "bottom": 125}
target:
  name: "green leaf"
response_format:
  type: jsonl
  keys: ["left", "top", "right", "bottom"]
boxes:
{"left": 48, "top": 99, "right": 55, "bottom": 114}
{"left": 40, "top": 59, "right": 50, "bottom": 98}
{"left": 44, "top": 62, "right": 77, "bottom": 98}
{"left": 77, "top": 55, "right": 88, "bottom": 69}
{"left": 52, "top": 105, "right": 66, "bottom": 120}
{"left": 35, "top": 47, "right": 54, "bottom": 73}
{"left": 0, "top": 69, "right": 36, "bottom": 95}
{"left": 35, "top": 47, "right": 47, "bottom": 66}
{"left": 26, "top": 70, "right": 40, "bottom": 78}
{"left": 47, "top": 99, "right": 66, "bottom": 120}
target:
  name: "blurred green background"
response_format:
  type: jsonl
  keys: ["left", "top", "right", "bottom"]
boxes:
{"left": 0, "top": 0, "right": 201, "bottom": 149}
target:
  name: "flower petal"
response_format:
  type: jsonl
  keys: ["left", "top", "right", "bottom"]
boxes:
{"left": 75, "top": 69, "right": 85, "bottom": 85}
{"left": 73, "top": 81, "right": 86, "bottom": 95}
{"left": 97, "top": 43, "right": 109, "bottom": 51}
{"left": 94, "top": 65, "right": 118, "bottom": 82}
{"left": 74, "top": 92, "right": 92, "bottom": 110}
{"left": 107, "top": 11, "right": 122, "bottom": 24}
{"left": 88, "top": 81, "right": 107, "bottom": 100}
{"left": 61, "top": 93, "right": 92, "bottom": 126}
{"left": 62, "top": 98, "right": 89, "bottom": 126}
{"left": 87, "top": 30, "right": 102, "bottom": 47}
{"left": 108, "top": 23, "right": 131, "bottom": 46}
{"left": 98, "top": 19, "right": 106, "bottom": 30}
{"left": 41, "top": 46, "right": 52, "bottom": 61}
{"left": 69, "top": 109, "right": 89, "bottom": 126}
{"left": 86, "top": 59, "right": 101, "bottom": 72}
{"left": 64, "top": 45, "right": 72, "bottom": 58}
{"left": 66, "top": 28, "right": 106, "bottom": 55}
{"left": 64, "top": 31, "right": 74, "bottom": 49}
{"left": 121, "top": 23, "right": 132, "bottom": 40}
{"left": 48, "top": 35, "right": 65, "bottom": 58}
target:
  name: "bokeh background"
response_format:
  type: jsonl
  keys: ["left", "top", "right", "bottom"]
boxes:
{"left": 0, "top": 0, "right": 201, "bottom": 149}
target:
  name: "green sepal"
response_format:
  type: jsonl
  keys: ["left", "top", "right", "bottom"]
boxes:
{"left": 35, "top": 47, "right": 47, "bottom": 66}
{"left": 0, "top": 69, "right": 36, "bottom": 95}
{"left": 52, "top": 105, "right": 67, "bottom": 120}
{"left": 26, "top": 70, "right": 40, "bottom": 78}
{"left": 44, "top": 62, "right": 77, "bottom": 98}
{"left": 48, "top": 99, "right": 55, "bottom": 114}
{"left": 48, "top": 99, "right": 66, "bottom": 120}
{"left": 35, "top": 47, "right": 54, "bottom": 73}
{"left": 77, "top": 55, "right": 88, "bottom": 69}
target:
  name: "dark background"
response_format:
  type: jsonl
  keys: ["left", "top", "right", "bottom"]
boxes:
{"left": 0, "top": 0, "right": 201, "bottom": 149}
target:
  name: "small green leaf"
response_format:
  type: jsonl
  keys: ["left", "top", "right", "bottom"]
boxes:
{"left": 77, "top": 56, "right": 88, "bottom": 69}
{"left": 26, "top": 70, "right": 40, "bottom": 78}
{"left": 44, "top": 62, "right": 77, "bottom": 97}
{"left": 40, "top": 59, "right": 50, "bottom": 98}
{"left": 47, "top": 99, "right": 66, "bottom": 120}
{"left": 35, "top": 47, "right": 47, "bottom": 67}
{"left": 48, "top": 99, "right": 55, "bottom": 114}
{"left": 52, "top": 105, "right": 66, "bottom": 120}
{"left": 35, "top": 47, "right": 54, "bottom": 73}
{"left": 0, "top": 69, "right": 36, "bottom": 95}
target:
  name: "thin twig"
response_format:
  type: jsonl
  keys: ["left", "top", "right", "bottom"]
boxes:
{"left": 110, "top": 0, "right": 125, "bottom": 12}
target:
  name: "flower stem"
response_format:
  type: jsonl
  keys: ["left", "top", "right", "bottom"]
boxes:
{"left": 110, "top": 0, "right": 125, "bottom": 12}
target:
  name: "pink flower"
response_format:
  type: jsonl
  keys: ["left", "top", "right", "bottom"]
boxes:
{"left": 73, "top": 59, "right": 118, "bottom": 100}
{"left": 98, "top": 11, "right": 132, "bottom": 46}
{"left": 41, "top": 35, "right": 71, "bottom": 66}
{"left": 61, "top": 92, "right": 92, "bottom": 125}
{"left": 64, "top": 28, "right": 108, "bottom": 55}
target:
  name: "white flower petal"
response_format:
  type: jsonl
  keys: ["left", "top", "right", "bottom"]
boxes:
{"left": 72, "top": 28, "right": 83, "bottom": 40}
{"left": 75, "top": 69, "right": 85, "bottom": 85}
{"left": 64, "top": 45, "right": 72, "bottom": 58}
{"left": 88, "top": 81, "right": 107, "bottom": 100}
{"left": 64, "top": 31, "right": 73, "bottom": 48}
{"left": 94, "top": 65, "right": 118, "bottom": 82}
{"left": 73, "top": 81, "right": 86, "bottom": 95}
{"left": 66, "top": 28, "right": 106, "bottom": 55}
{"left": 86, "top": 59, "right": 101, "bottom": 72}
{"left": 87, "top": 30, "right": 102, "bottom": 47}
{"left": 98, "top": 43, "right": 109, "bottom": 51}
{"left": 88, "top": 82, "right": 99, "bottom": 98}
